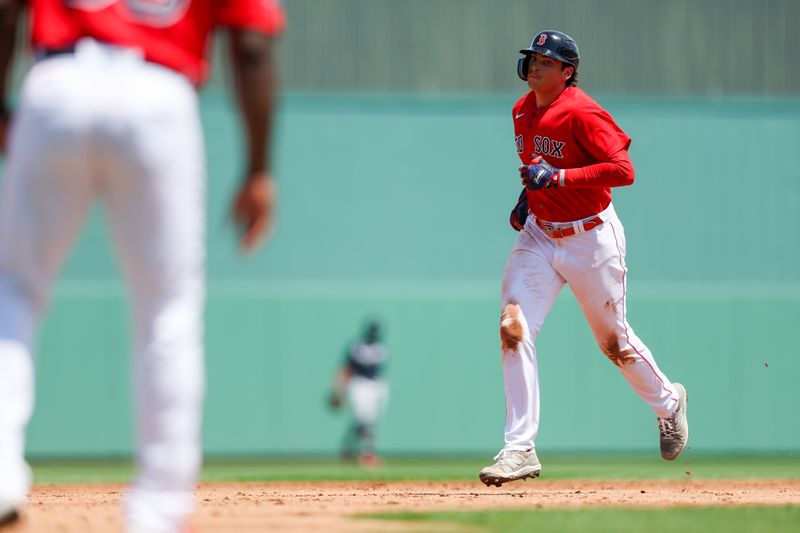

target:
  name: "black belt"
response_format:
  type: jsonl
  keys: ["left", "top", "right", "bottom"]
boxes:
{"left": 37, "top": 45, "right": 77, "bottom": 60}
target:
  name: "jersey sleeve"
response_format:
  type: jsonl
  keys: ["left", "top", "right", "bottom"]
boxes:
{"left": 214, "top": 0, "right": 287, "bottom": 35}
{"left": 573, "top": 103, "right": 631, "bottom": 163}
{"left": 563, "top": 149, "right": 634, "bottom": 188}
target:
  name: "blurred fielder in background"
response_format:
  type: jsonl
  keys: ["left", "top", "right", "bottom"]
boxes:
{"left": 329, "top": 318, "right": 389, "bottom": 469}
{"left": 479, "top": 30, "right": 688, "bottom": 487}
{"left": 0, "top": 1, "right": 285, "bottom": 531}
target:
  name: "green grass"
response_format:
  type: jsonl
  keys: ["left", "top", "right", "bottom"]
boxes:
{"left": 368, "top": 506, "right": 800, "bottom": 533}
{"left": 29, "top": 453, "right": 800, "bottom": 483}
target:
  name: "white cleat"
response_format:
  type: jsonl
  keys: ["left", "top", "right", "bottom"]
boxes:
{"left": 659, "top": 382, "right": 689, "bottom": 461}
{"left": 479, "top": 448, "right": 542, "bottom": 487}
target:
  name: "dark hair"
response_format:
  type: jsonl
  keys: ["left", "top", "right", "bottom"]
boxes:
{"left": 563, "top": 63, "right": 579, "bottom": 87}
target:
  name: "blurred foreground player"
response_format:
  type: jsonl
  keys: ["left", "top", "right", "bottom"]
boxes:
{"left": 0, "top": 1, "right": 285, "bottom": 531}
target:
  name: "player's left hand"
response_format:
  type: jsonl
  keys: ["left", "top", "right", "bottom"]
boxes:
{"left": 520, "top": 156, "right": 561, "bottom": 190}
{"left": 231, "top": 170, "right": 276, "bottom": 252}
{"left": 509, "top": 189, "right": 528, "bottom": 231}
{"left": 0, "top": 107, "right": 11, "bottom": 155}
{"left": 328, "top": 390, "right": 343, "bottom": 410}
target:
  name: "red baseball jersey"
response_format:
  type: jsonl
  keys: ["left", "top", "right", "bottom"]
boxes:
{"left": 513, "top": 86, "right": 631, "bottom": 222}
{"left": 29, "top": 0, "right": 287, "bottom": 85}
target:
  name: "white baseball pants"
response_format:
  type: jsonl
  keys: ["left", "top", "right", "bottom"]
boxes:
{"left": 500, "top": 202, "right": 679, "bottom": 451}
{"left": 347, "top": 376, "right": 389, "bottom": 427}
{"left": 0, "top": 39, "right": 205, "bottom": 533}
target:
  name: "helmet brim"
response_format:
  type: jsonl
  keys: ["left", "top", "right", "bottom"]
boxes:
{"left": 519, "top": 47, "right": 578, "bottom": 68}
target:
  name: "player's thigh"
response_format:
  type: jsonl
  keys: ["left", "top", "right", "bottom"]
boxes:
{"left": 0, "top": 66, "right": 95, "bottom": 306}
{"left": 561, "top": 222, "right": 629, "bottom": 339}
{"left": 501, "top": 234, "right": 564, "bottom": 338}
{"left": 103, "top": 68, "right": 205, "bottom": 304}
{"left": 348, "top": 379, "right": 381, "bottom": 425}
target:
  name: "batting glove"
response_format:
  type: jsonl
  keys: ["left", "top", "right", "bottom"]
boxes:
{"left": 520, "top": 156, "right": 564, "bottom": 190}
{"left": 509, "top": 189, "right": 529, "bottom": 232}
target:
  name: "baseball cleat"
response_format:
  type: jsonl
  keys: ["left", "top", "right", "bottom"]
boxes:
{"left": 659, "top": 382, "right": 689, "bottom": 460}
{"left": 479, "top": 449, "right": 542, "bottom": 487}
{"left": 358, "top": 452, "right": 384, "bottom": 470}
{"left": 0, "top": 506, "right": 20, "bottom": 528}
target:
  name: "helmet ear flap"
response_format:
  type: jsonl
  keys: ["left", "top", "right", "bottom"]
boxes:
{"left": 517, "top": 56, "right": 530, "bottom": 81}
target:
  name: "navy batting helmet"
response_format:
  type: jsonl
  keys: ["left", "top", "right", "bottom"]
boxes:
{"left": 517, "top": 30, "right": 580, "bottom": 82}
{"left": 363, "top": 318, "right": 385, "bottom": 343}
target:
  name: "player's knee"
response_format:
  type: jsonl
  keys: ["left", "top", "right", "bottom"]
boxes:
{"left": 500, "top": 303, "right": 526, "bottom": 352}
{"left": 599, "top": 334, "right": 638, "bottom": 367}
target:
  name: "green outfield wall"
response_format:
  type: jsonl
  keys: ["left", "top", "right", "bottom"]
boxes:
{"left": 7, "top": 93, "right": 798, "bottom": 457}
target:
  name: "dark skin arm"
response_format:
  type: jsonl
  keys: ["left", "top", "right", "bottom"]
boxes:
{"left": 0, "top": 0, "right": 22, "bottom": 154}
{"left": 228, "top": 29, "right": 279, "bottom": 252}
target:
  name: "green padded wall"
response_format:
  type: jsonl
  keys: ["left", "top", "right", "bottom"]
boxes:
{"left": 10, "top": 93, "right": 798, "bottom": 456}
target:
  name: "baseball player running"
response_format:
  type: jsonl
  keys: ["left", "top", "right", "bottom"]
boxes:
{"left": 0, "top": 1, "right": 285, "bottom": 531}
{"left": 479, "top": 30, "right": 688, "bottom": 487}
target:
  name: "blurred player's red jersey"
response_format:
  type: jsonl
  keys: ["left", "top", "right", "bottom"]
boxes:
{"left": 30, "top": 0, "right": 287, "bottom": 84}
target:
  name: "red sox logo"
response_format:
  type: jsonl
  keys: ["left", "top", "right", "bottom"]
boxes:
{"left": 533, "top": 135, "right": 565, "bottom": 158}
{"left": 536, "top": 33, "right": 547, "bottom": 46}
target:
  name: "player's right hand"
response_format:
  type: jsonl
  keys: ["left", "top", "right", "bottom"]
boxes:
{"left": 520, "top": 156, "right": 561, "bottom": 190}
{"left": 231, "top": 170, "right": 276, "bottom": 252}
{"left": 509, "top": 189, "right": 528, "bottom": 231}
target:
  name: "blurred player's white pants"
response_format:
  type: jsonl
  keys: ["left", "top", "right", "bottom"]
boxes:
{"left": 0, "top": 39, "right": 205, "bottom": 533}
{"left": 500, "top": 202, "right": 679, "bottom": 451}
{"left": 347, "top": 376, "right": 388, "bottom": 427}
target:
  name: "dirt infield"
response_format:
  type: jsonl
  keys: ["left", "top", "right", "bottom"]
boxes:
{"left": 6, "top": 479, "right": 800, "bottom": 532}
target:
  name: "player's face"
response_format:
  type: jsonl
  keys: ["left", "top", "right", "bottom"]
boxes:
{"left": 526, "top": 53, "right": 573, "bottom": 92}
